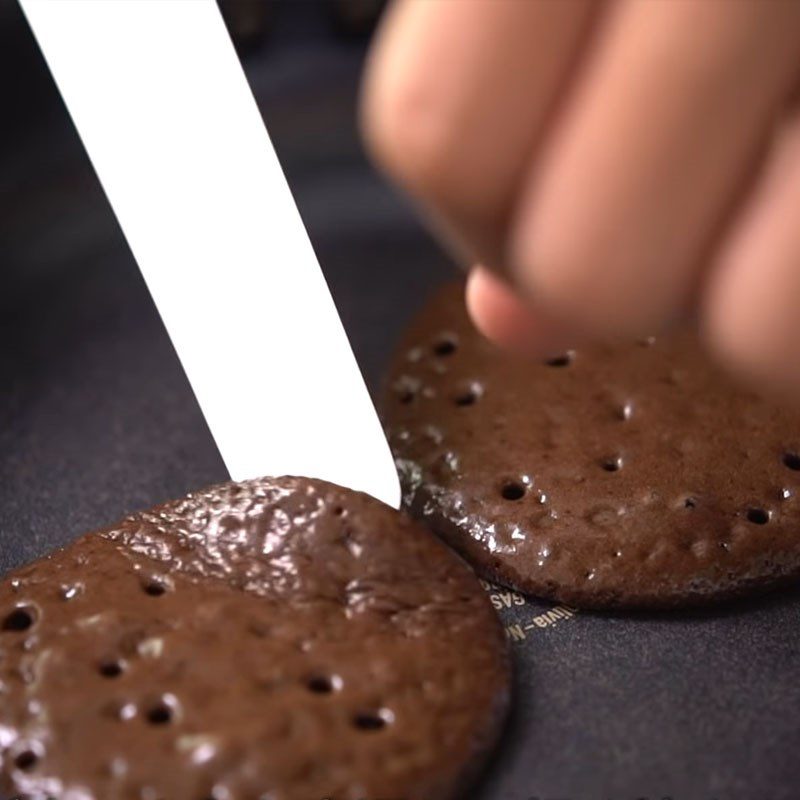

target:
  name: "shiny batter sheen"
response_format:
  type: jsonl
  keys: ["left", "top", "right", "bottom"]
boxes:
{"left": 0, "top": 476, "right": 510, "bottom": 799}
{"left": 383, "top": 283, "right": 800, "bottom": 609}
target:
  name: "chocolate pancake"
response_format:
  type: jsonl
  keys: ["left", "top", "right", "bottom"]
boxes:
{"left": 383, "top": 282, "right": 800, "bottom": 609}
{"left": 0, "top": 476, "right": 509, "bottom": 799}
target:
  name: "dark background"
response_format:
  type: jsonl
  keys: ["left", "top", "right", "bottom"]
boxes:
{"left": 2, "top": 3, "right": 799, "bottom": 799}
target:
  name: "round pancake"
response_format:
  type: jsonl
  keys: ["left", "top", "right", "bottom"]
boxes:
{"left": 383, "top": 283, "right": 800, "bottom": 609}
{"left": 0, "top": 476, "right": 509, "bottom": 800}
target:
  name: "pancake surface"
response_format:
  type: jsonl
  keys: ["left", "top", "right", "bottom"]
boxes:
{"left": 0, "top": 476, "right": 509, "bottom": 800}
{"left": 383, "top": 283, "right": 800, "bottom": 609}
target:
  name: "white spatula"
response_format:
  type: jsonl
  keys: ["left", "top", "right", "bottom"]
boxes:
{"left": 21, "top": 0, "right": 400, "bottom": 508}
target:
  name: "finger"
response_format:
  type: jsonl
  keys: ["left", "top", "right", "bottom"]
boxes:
{"left": 466, "top": 266, "right": 575, "bottom": 356}
{"left": 511, "top": 0, "right": 800, "bottom": 338}
{"left": 361, "top": 0, "right": 596, "bottom": 268}
{"left": 704, "top": 111, "right": 800, "bottom": 401}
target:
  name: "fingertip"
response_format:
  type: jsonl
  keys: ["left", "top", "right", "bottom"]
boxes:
{"left": 466, "top": 267, "right": 577, "bottom": 357}
{"left": 702, "top": 115, "right": 800, "bottom": 405}
{"left": 702, "top": 292, "right": 800, "bottom": 405}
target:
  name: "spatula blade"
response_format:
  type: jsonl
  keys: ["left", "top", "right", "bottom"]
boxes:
{"left": 21, "top": 0, "right": 401, "bottom": 508}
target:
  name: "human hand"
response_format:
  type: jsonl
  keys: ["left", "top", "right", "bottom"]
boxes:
{"left": 362, "top": 0, "right": 800, "bottom": 398}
